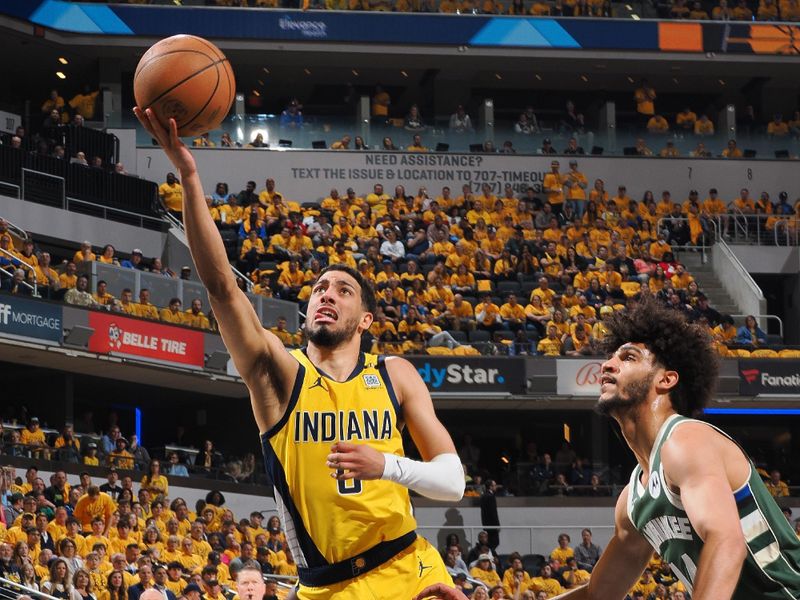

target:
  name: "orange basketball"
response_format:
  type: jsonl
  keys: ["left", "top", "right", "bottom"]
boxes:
{"left": 134, "top": 34, "right": 236, "bottom": 138}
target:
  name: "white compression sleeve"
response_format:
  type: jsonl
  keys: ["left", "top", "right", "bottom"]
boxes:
{"left": 381, "top": 452, "right": 465, "bottom": 501}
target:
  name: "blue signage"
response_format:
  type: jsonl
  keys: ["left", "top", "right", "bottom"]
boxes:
{"left": 0, "top": 294, "right": 63, "bottom": 343}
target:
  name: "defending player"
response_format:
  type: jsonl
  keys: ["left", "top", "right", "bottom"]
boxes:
{"left": 134, "top": 109, "right": 464, "bottom": 600}
{"left": 556, "top": 298, "right": 800, "bottom": 600}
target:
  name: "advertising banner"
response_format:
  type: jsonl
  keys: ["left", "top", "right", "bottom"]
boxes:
{"left": 88, "top": 312, "right": 204, "bottom": 368}
{"left": 3, "top": 2, "right": 796, "bottom": 55}
{"left": 556, "top": 358, "right": 604, "bottom": 396}
{"left": 138, "top": 149, "right": 800, "bottom": 213}
{"left": 738, "top": 359, "right": 800, "bottom": 395}
{"left": 0, "top": 294, "right": 62, "bottom": 343}
{"left": 406, "top": 356, "right": 526, "bottom": 394}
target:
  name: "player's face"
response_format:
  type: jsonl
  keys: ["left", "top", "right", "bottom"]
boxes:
{"left": 596, "top": 343, "right": 657, "bottom": 416}
{"left": 305, "top": 271, "right": 371, "bottom": 348}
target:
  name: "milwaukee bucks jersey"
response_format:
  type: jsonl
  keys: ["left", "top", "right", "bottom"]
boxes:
{"left": 627, "top": 414, "right": 800, "bottom": 599}
{"left": 260, "top": 349, "right": 416, "bottom": 569}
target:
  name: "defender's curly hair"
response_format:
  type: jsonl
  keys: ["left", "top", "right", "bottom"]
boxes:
{"left": 601, "top": 297, "right": 719, "bottom": 416}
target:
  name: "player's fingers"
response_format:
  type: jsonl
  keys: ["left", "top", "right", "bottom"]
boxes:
{"left": 168, "top": 117, "right": 181, "bottom": 145}
{"left": 330, "top": 470, "right": 356, "bottom": 480}
{"left": 328, "top": 461, "right": 358, "bottom": 472}
{"left": 331, "top": 441, "right": 356, "bottom": 453}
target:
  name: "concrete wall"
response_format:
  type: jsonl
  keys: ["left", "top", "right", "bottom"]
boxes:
{"left": 712, "top": 243, "right": 767, "bottom": 327}
{"left": 730, "top": 246, "right": 800, "bottom": 274}
{"left": 137, "top": 148, "right": 800, "bottom": 205}
{"left": 0, "top": 193, "right": 166, "bottom": 258}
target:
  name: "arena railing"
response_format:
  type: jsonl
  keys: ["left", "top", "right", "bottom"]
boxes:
{"left": 0, "top": 576, "right": 59, "bottom": 600}
{"left": 133, "top": 112, "right": 800, "bottom": 158}
{"left": 415, "top": 524, "right": 616, "bottom": 557}
{"left": 0, "top": 247, "right": 38, "bottom": 296}
{"left": 0, "top": 146, "right": 163, "bottom": 230}
{"left": 725, "top": 211, "right": 800, "bottom": 246}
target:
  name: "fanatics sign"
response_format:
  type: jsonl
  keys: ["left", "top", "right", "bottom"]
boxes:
{"left": 88, "top": 312, "right": 204, "bottom": 367}
{"left": 738, "top": 359, "right": 800, "bottom": 395}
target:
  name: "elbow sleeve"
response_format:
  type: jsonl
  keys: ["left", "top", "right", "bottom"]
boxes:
{"left": 382, "top": 452, "right": 465, "bottom": 502}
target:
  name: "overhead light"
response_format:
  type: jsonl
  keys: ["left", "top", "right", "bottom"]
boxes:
{"left": 351, "top": 69, "right": 359, "bottom": 76}
{"left": 580, "top": 75, "right": 588, "bottom": 82}
{"left": 252, "top": 90, "right": 260, "bottom": 97}
{"left": 262, "top": 67, "right": 270, "bottom": 74}
{"left": 400, "top": 70, "right": 408, "bottom": 78}
{"left": 627, "top": 76, "right": 635, "bottom": 83}
{"left": 534, "top": 74, "right": 542, "bottom": 81}
{"left": 718, "top": 79, "right": 726, "bottom": 85}
{"left": 58, "top": 57, "right": 68, "bottom": 65}
{"left": 631, "top": 13, "right": 640, "bottom": 19}
{"left": 625, "top": 3, "right": 632, "bottom": 8}
{"left": 494, "top": 73, "right": 503, "bottom": 80}
{"left": 673, "top": 77, "right": 679, "bottom": 84}
{"left": 56, "top": 71, "right": 66, "bottom": 79}
{"left": 303, "top": 68, "right": 312, "bottom": 75}
{"left": 257, "top": 79, "right": 264, "bottom": 86}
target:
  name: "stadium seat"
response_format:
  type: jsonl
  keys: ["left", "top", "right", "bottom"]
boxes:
{"left": 278, "top": 139, "right": 293, "bottom": 148}
{"left": 497, "top": 281, "right": 521, "bottom": 295}
{"left": 258, "top": 261, "right": 278, "bottom": 273}
{"left": 623, "top": 147, "right": 638, "bottom": 156}
{"left": 469, "top": 143, "right": 484, "bottom": 153}
{"left": 775, "top": 150, "right": 789, "bottom": 159}
{"left": 743, "top": 149, "right": 757, "bottom": 158}
{"left": 751, "top": 349, "right": 779, "bottom": 358}
{"left": 522, "top": 554, "right": 546, "bottom": 577}
{"left": 591, "top": 146, "right": 604, "bottom": 155}
{"left": 462, "top": 296, "right": 478, "bottom": 307}
{"left": 447, "top": 330, "right": 468, "bottom": 343}
{"left": 311, "top": 140, "right": 327, "bottom": 149}
{"left": 767, "top": 334, "right": 783, "bottom": 346}
{"left": 435, "top": 143, "right": 450, "bottom": 152}
{"left": 468, "top": 330, "right": 491, "bottom": 343}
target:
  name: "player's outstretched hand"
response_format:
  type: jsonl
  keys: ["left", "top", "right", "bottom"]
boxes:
{"left": 327, "top": 442, "right": 385, "bottom": 480}
{"left": 413, "top": 583, "right": 469, "bottom": 600}
{"left": 133, "top": 107, "right": 197, "bottom": 177}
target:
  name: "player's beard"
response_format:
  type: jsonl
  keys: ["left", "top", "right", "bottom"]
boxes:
{"left": 307, "top": 313, "right": 360, "bottom": 348}
{"left": 595, "top": 371, "right": 655, "bottom": 417}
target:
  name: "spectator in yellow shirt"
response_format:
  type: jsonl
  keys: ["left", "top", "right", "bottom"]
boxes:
{"left": 140, "top": 460, "right": 169, "bottom": 497}
{"left": 537, "top": 325, "right": 563, "bottom": 357}
{"left": 675, "top": 107, "right": 697, "bottom": 132}
{"left": 646, "top": 114, "right": 669, "bottom": 134}
{"left": 74, "top": 241, "right": 97, "bottom": 264}
{"left": 694, "top": 114, "right": 715, "bottom": 135}
{"left": 500, "top": 294, "right": 526, "bottom": 331}
{"left": 768, "top": 114, "right": 789, "bottom": 137}
{"left": 136, "top": 289, "right": 160, "bottom": 320}
{"left": 92, "top": 280, "right": 115, "bottom": 306}
{"left": 59, "top": 261, "right": 79, "bottom": 289}
{"left": 530, "top": 563, "right": 564, "bottom": 596}
{"left": 108, "top": 438, "right": 134, "bottom": 470}
{"left": 766, "top": 469, "right": 790, "bottom": 497}
{"left": 73, "top": 486, "right": 115, "bottom": 534}
{"left": 469, "top": 555, "right": 501, "bottom": 588}
{"left": 475, "top": 294, "right": 502, "bottom": 332}
{"left": 160, "top": 298, "right": 185, "bottom": 325}
{"left": 184, "top": 299, "right": 211, "bottom": 329}
{"left": 551, "top": 533, "right": 575, "bottom": 564}
{"left": 721, "top": 138, "right": 743, "bottom": 158}
{"left": 159, "top": 172, "right": 183, "bottom": 215}
{"left": 634, "top": 79, "right": 656, "bottom": 120}
{"left": 630, "top": 568, "right": 658, "bottom": 598}
{"left": 543, "top": 161, "right": 566, "bottom": 212}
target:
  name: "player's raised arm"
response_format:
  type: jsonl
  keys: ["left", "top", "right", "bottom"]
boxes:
{"left": 553, "top": 486, "right": 654, "bottom": 600}
{"left": 660, "top": 424, "right": 748, "bottom": 600}
{"left": 134, "top": 109, "right": 297, "bottom": 433}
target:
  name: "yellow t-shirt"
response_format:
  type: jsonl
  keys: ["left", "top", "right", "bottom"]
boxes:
{"left": 159, "top": 182, "right": 184, "bottom": 212}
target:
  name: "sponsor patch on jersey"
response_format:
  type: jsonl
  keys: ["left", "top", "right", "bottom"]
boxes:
{"left": 649, "top": 471, "right": 661, "bottom": 498}
{"left": 363, "top": 374, "right": 381, "bottom": 389}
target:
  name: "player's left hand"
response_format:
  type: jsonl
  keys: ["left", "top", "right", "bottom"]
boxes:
{"left": 327, "top": 442, "right": 385, "bottom": 480}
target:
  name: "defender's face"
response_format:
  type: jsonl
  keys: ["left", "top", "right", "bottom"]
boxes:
{"left": 597, "top": 343, "right": 656, "bottom": 412}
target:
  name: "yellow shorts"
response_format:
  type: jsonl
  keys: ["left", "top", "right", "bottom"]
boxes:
{"left": 296, "top": 536, "right": 452, "bottom": 600}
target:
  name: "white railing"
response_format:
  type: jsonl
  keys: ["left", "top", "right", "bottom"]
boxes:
{"left": 0, "top": 577, "right": 59, "bottom": 600}
{"left": 66, "top": 196, "right": 165, "bottom": 229}
{"left": 731, "top": 314, "right": 784, "bottom": 340}
{"left": 0, "top": 247, "right": 37, "bottom": 296}
{"left": 712, "top": 238, "right": 767, "bottom": 329}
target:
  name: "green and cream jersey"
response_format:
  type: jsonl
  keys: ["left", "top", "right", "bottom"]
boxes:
{"left": 627, "top": 414, "right": 800, "bottom": 599}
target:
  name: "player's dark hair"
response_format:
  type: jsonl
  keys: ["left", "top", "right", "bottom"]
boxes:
{"left": 601, "top": 296, "right": 718, "bottom": 416}
{"left": 320, "top": 264, "right": 377, "bottom": 315}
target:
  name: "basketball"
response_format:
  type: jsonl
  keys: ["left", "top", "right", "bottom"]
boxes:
{"left": 134, "top": 34, "right": 235, "bottom": 138}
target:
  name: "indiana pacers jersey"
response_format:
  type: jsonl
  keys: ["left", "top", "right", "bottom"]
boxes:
{"left": 260, "top": 349, "right": 417, "bottom": 569}
{"left": 628, "top": 414, "right": 800, "bottom": 599}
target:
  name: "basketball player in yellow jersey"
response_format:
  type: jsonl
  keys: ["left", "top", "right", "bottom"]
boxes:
{"left": 135, "top": 108, "right": 465, "bottom": 600}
